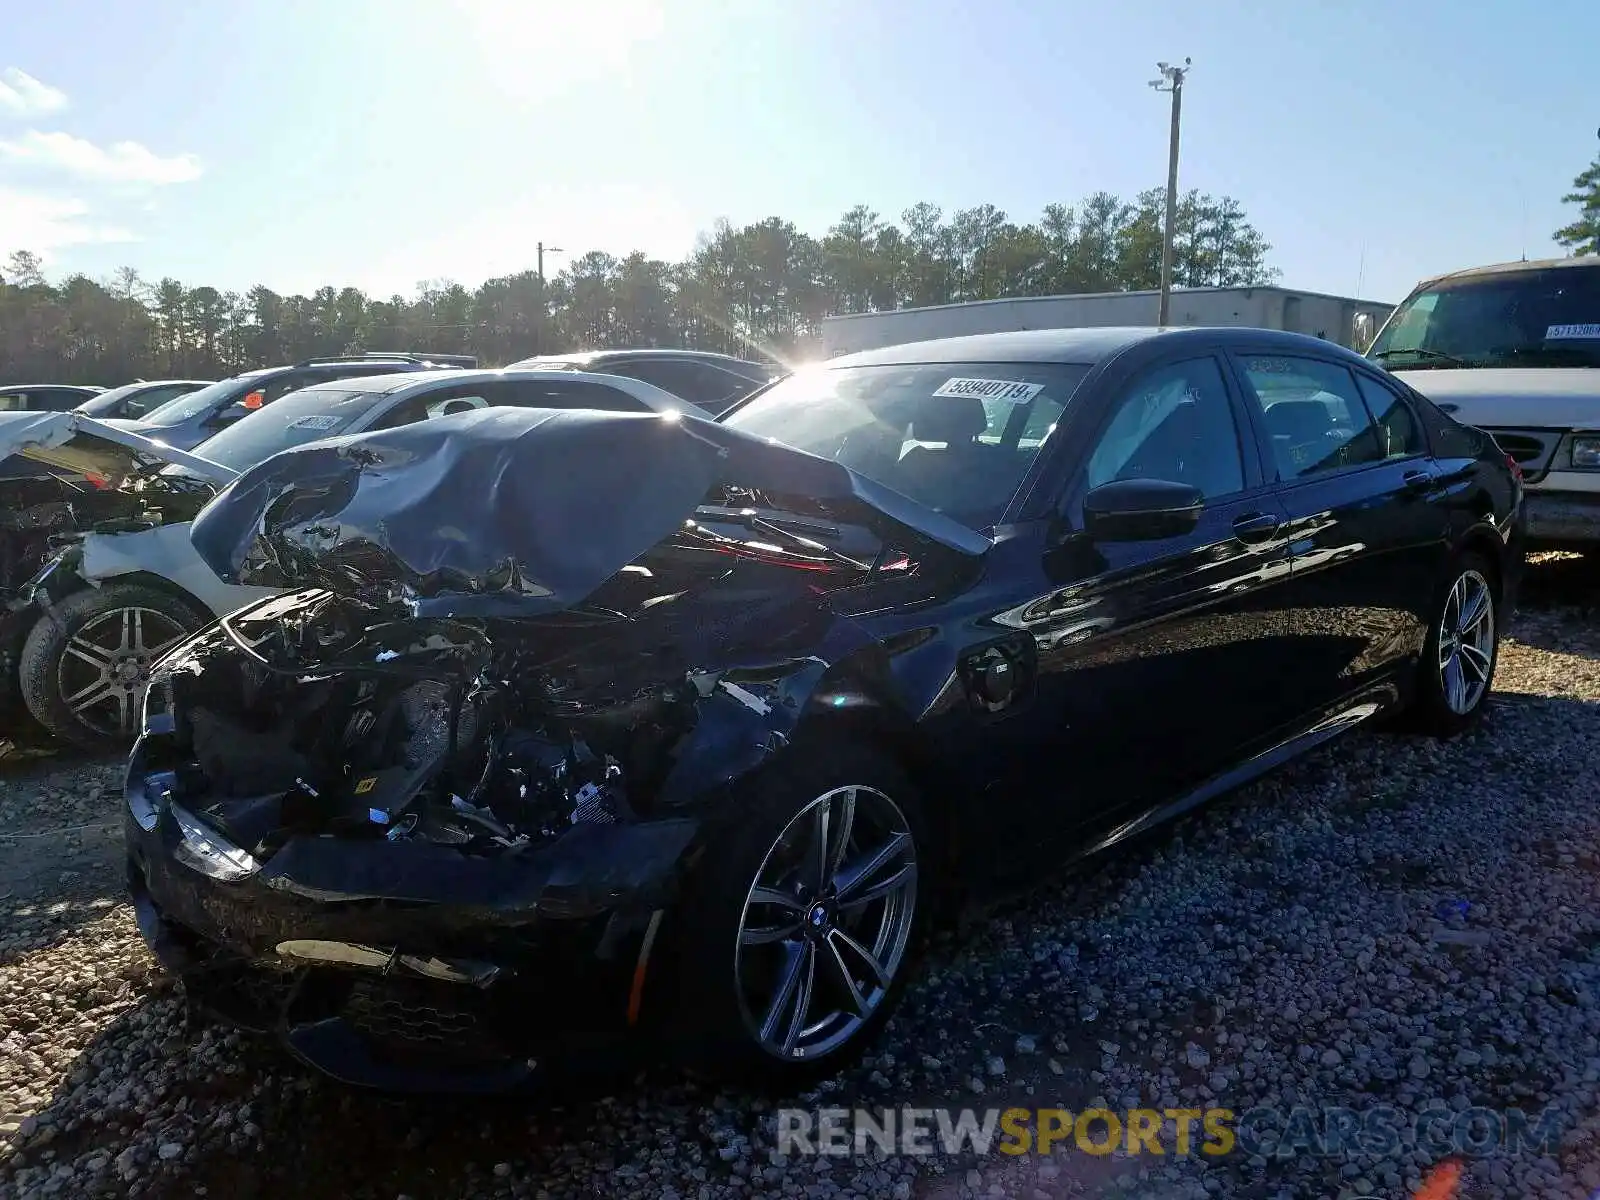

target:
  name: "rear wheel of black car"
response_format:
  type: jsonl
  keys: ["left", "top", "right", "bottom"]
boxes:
{"left": 1405, "top": 551, "right": 1499, "bottom": 738}
{"left": 670, "top": 738, "right": 928, "bottom": 1084}
{"left": 18, "top": 583, "right": 208, "bottom": 753}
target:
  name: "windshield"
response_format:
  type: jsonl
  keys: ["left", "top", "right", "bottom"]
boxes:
{"left": 1368, "top": 265, "right": 1600, "bottom": 369}
{"left": 180, "top": 386, "right": 386, "bottom": 471}
{"left": 73, "top": 382, "right": 147, "bottom": 417}
{"left": 139, "top": 376, "right": 260, "bottom": 426}
{"left": 721, "top": 360, "right": 1090, "bottom": 528}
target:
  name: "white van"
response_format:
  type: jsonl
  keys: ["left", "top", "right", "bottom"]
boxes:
{"left": 1368, "top": 256, "right": 1600, "bottom": 551}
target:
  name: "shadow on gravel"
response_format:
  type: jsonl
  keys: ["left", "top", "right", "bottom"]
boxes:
{"left": 0, "top": 745, "right": 131, "bottom": 954}
{"left": 19, "top": 692, "right": 1600, "bottom": 1200}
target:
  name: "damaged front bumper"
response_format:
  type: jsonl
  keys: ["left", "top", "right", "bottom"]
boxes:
{"left": 124, "top": 737, "right": 699, "bottom": 1093}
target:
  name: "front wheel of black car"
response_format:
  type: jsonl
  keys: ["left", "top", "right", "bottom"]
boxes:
{"left": 1405, "top": 552, "right": 1499, "bottom": 738}
{"left": 18, "top": 583, "right": 207, "bottom": 753}
{"left": 671, "top": 739, "right": 929, "bottom": 1085}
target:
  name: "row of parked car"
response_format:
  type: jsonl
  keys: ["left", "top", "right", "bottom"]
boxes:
{"left": 1, "top": 252, "right": 1592, "bottom": 1095}
{"left": 0, "top": 348, "right": 779, "bottom": 749}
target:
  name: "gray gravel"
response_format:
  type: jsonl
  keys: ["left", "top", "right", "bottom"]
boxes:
{"left": 4, "top": 557, "right": 1600, "bottom": 1199}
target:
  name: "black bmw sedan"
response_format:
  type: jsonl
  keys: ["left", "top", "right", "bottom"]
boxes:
{"left": 124, "top": 327, "right": 1523, "bottom": 1092}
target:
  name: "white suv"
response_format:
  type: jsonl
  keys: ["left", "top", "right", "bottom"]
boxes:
{"left": 1368, "top": 256, "right": 1600, "bottom": 550}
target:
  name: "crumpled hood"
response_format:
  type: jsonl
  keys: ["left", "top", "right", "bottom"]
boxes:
{"left": 1394, "top": 368, "right": 1600, "bottom": 429}
{"left": 188, "top": 405, "right": 990, "bottom": 616}
{"left": 0, "top": 410, "right": 238, "bottom": 488}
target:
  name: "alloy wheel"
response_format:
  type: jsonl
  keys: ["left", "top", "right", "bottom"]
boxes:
{"left": 1438, "top": 569, "right": 1494, "bottom": 716}
{"left": 734, "top": 784, "right": 918, "bottom": 1061}
{"left": 55, "top": 606, "right": 189, "bottom": 739}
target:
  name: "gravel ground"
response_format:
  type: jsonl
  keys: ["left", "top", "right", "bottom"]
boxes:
{"left": 3, "top": 555, "right": 1600, "bottom": 1200}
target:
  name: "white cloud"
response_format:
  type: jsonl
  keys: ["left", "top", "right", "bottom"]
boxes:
{"left": 0, "top": 130, "right": 201, "bottom": 185}
{"left": 0, "top": 188, "right": 136, "bottom": 261}
{"left": 0, "top": 68, "right": 67, "bottom": 118}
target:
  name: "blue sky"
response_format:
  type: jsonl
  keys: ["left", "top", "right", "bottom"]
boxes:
{"left": 1, "top": 0, "right": 1596, "bottom": 304}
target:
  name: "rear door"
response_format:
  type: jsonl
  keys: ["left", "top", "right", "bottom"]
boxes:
{"left": 1227, "top": 347, "right": 1451, "bottom": 719}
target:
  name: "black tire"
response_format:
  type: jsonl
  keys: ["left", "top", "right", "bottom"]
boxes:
{"left": 1403, "top": 550, "right": 1500, "bottom": 739}
{"left": 18, "top": 582, "right": 209, "bottom": 754}
{"left": 665, "top": 736, "right": 931, "bottom": 1087}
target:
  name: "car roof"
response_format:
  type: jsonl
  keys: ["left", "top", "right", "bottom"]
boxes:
{"left": 0, "top": 382, "right": 103, "bottom": 391}
{"left": 821, "top": 325, "right": 1368, "bottom": 369}
{"left": 515, "top": 349, "right": 776, "bottom": 373}
{"left": 290, "top": 367, "right": 687, "bottom": 410}
{"left": 1414, "top": 256, "right": 1600, "bottom": 289}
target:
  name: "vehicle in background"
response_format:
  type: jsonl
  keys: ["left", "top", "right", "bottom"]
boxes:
{"left": 0, "top": 367, "right": 683, "bottom": 751}
{"left": 108, "top": 352, "right": 479, "bottom": 451}
{"left": 0, "top": 384, "right": 106, "bottom": 412}
{"left": 127, "top": 326, "right": 1519, "bottom": 1091}
{"left": 75, "top": 379, "right": 214, "bottom": 421}
{"left": 507, "top": 349, "right": 779, "bottom": 416}
{"left": 819, "top": 286, "right": 1396, "bottom": 358}
{"left": 1367, "top": 256, "right": 1600, "bottom": 552}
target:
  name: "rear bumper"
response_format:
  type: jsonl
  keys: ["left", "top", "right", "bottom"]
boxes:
{"left": 1522, "top": 490, "right": 1600, "bottom": 547}
{"left": 124, "top": 738, "right": 699, "bottom": 1093}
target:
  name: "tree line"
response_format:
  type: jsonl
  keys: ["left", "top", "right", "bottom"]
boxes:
{"left": 0, "top": 187, "right": 1278, "bottom": 384}
{"left": 1556, "top": 145, "right": 1600, "bottom": 256}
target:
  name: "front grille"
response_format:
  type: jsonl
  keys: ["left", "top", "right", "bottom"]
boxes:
{"left": 1484, "top": 428, "right": 1562, "bottom": 479}
{"left": 341, "top": 976, "right": 507, "bottom": 1066}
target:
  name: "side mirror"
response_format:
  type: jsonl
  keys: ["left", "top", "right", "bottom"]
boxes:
{"left": 1082, "top": 478, "right": 1204, "bottom": 542}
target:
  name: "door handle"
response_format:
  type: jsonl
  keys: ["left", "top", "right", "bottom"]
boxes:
{"left": 1231, "top": 511, "right": 1280, "bottom": 542}
{"left": 1402, "top": 469, "right": 1436, "bottom": 493}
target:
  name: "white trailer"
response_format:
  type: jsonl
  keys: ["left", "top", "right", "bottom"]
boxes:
{"left": 819, "top": 286, "right": 1394, "bottom": 357}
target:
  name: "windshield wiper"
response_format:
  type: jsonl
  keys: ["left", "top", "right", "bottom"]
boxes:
{"left": 1371, "top": 347, "right": 1468, "bottom": 367}
{"left": 689, "top": 508, "right": 871, "bottom": 571}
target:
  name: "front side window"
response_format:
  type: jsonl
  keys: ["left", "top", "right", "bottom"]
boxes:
{"left": 1367, "top": 266, "right": 1600, "bottom": 369}
{"left": 1238, "top": 356, "right": 1384, "bottom": 481}
{"left": 0, "top": 391, "right": 28, "bottom": 412}
{"left": 723, "top": 360, "right": 1090, "bottom": 529}
{"left": 1084, "top": 357, "right": 1246, "bottom": 501}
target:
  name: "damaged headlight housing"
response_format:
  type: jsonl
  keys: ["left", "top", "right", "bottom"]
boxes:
{"left": 171, "top": 803, "right": 260, "bottom": 881}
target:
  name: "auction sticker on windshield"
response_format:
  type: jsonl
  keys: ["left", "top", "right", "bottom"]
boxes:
{"left": 933, "top": 378, "right": 1045, "bottom": 403}
{"left": 1546, "top": 324, "right": 1600, "bottom": 340}
{"left": 288, "top": 414, "right": 342, "bottom": 431}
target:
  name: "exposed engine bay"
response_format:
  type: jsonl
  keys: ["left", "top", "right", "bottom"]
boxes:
{"left": 0, "top": 469, "right": 218, "bottom": 595}
{"left": 143, "top": 511, "right": 946, "bottom": 865}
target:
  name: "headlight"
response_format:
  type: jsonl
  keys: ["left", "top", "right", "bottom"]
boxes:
{"left": 172, "top": 804, "right": 260, "bottom": 881}
{"left": 1573, "top": 437, "right": 1600, "bottom": 468}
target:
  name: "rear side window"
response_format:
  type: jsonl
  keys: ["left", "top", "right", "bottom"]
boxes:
{"left": 0, "top": 390, "right": 29, "bottom": 412}
{"left": 606, "top": 359, "right": 752, "bottom": 412}
{"left": 1353, "top": 374, "right": 1424, "bottom": 460}
{"left": 1237, "top": 355, "right": 1384, "bottom": 481}
{"left": 501, "top": 379, "right": 651, "bottom": 411}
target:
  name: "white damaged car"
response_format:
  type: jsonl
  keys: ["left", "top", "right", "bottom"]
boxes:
{"left": 1367, "top": 256, "right": 1600, "bottom": 552}
{"left": 0, "top": 412, "right": 268, "bottom": 751}
{"left": 1, "top": 367, "right": 688, "bottom": 750}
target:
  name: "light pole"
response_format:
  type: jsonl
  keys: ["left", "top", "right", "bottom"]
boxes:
{"left": 537, "top": 241, "right": 564, "bottom": 286}
{"left": 1149, "top": 58, "right": 1190, "bottom": 327}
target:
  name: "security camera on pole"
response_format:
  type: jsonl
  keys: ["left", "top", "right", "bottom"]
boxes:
{"left": 1148, "top": 58, "right": 1191, "bottom": 327}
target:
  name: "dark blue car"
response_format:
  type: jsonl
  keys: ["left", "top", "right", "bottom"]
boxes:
{"left": 124, "top": 327, "right": 1523, "bottom": 1092}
